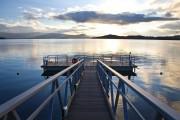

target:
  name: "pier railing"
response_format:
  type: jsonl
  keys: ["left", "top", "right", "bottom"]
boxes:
{"left": 43, "top": 55, "right": 71, "bottom": 66}
{"left": 43, "top": 54, "right": 135, "bottom": 67}
{"left": 0, "top": 59, "right": 84, "bottom": 120}
{"left": 97, "top": 60, "right": 180, "bottom": 120}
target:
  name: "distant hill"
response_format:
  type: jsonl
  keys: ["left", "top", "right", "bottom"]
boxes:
{"left": 0, "top": 37, "right": 5, "bottom": 39}
{"left": 0, "top": 32, "right": 44, "bottom": 39}
{"left": 93, "top": 34, "right": 180, "bottom": 40}
{"left": 1, "top": 32, "right": 180, "bottom": 40}
{"left": 33, "top": 33, "right": 88, "bottom": 39}
{"left": 0, "top": 32, "right": 89, "bottom": 39}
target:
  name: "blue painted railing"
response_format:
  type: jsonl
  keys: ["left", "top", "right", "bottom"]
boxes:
{"left": 97, "top": 60, "right": 180, "bottom": 120}
{"left": 0, "top": 59, "right": 84, "bottom": 120}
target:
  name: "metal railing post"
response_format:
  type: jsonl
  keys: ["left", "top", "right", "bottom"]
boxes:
{"left": 0, "top": 59, "right": 84, "bottom": 120}
{"left": 96, "top": 60, "right": 180, "bottom": 120}
{"left": 55, "top": 80, "right": 64, "bottom": 119}
{"left": 48, "top": 80, "right": 56, "bottom": 120}
{"left": 129, "top": 52, "right": 132, "bottom": 66}
{"left": 122, "top": 82, "right": 128, "bottom": 120}
{"left": 109, "top": 72, "right": 115, "bottom": 113}
{"left": 64, "top": 81, "right": 68, "bottom": 111}
{"left": 114, "top": 79, "right": 122, "bottom": 113}
{"left": 69, "top": 76, "right": 73, "bottom": 95}
{"left": 106, "top": 74, "right": 110, "bottom": 96}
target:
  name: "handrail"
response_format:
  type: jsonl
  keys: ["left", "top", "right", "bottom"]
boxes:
{"left": 97, "top": 60, "right": 180, "bottom": 120}
{"left": 43, "top": 54, "right": 135, "bottom": 67}
{"left": 0, "top": 59, "right": 84, "bottom": 120}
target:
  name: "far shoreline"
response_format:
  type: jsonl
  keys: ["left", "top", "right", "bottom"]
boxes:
{"left": 0, "top": 34, "right": 180, "bottom": 40}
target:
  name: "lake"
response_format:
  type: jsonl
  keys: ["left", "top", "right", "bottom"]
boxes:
{"left": 0, "top": 39, "right": 180, "bottom": 118}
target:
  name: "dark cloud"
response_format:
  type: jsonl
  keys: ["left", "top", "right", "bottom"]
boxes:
{"left": 147, "top": 11, "right": 157, "bottom": 16}
{"left": 165, "top": 12, "right": 172, "bottom": 17}
{"left": 54, "top": 11, "right": 179, "bottom": 25}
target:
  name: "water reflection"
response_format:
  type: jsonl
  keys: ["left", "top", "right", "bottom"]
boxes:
{"left": 0, "top": 39, "right": 180, "bottom": 112}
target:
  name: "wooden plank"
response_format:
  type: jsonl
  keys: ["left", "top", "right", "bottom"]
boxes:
{"left": 66, "top": 66, "right": 112, "bottom": 120}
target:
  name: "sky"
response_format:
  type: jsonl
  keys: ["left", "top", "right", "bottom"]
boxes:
{"left": 0, "top": 0, "right": 180, "bottom": 36}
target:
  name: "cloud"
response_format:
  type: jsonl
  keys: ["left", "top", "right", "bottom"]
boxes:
{"left": 22, "top": 8, "right": 44, "bottom": 20}
{"left": 150, "top": 0, "right": 171, "bottom": 4}
{"left": 1, "top": 3, "right": 180, "bottom": 36}
{"left": 172, "top": 2, "right": 180, "bottom": 10}
{"left": 0, "top": 19, "right": 92, "bottom": 35}
{"left": 0, "top": 19, "right": 58, "bottom": 33}
{"left": 169, "top": 2, "right": 180, "bottom": 16}
{"left": 64, "top": 4, "right": 97, "bottom": 13}
{"left": 164, "top": 12, "right": 173, "bottom": 17}
{"left": 54, "top": 11, "right": 179, "bottom": 25}
{"left": 22, "top": 7, "right": 57, "bottom": 20}
{"left": 0, "top": 23, "right": 35, "bottom": 33}
{"left": 160, "top": 21, "right": 180, "bottom": 30}
{"left": 149, "top": 1, "right": 180, "bottom": 17}
{"left": 145, "top": 29, "right": 180, "bottom": 36}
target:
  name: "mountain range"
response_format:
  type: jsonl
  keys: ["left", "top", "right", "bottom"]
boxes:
{"left": 0, "top": 32, "right": 89, "bottom": 39}
{"left": 0, "top": 32, "right": 180, "bottom": 40}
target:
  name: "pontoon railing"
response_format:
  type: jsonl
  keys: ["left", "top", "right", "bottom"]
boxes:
{"left": 43, "top": 54, "right": 135, "bottom": 67}
{"left": 97, "top": 60, "right": 180, "bottom": 120}
{"left": 0, "top": 59, "right": 84, "bottom": 120}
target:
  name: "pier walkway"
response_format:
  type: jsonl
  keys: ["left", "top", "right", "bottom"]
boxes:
{"left": 66, "top": 66, "right": 112, "bottom": 120}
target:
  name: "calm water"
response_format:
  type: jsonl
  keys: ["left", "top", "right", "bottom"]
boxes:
{"left": 0, "top": 39, "right": 180, "bottom": 116}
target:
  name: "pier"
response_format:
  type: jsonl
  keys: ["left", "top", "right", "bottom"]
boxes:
{"left": 41, "top": 54, "right": 137, "bottom": 76}
{"left": 0, "top": 54, "right": 179, "bottom": 120}
{"left": 66, "top": 66, "right": 112, "bottom": 120}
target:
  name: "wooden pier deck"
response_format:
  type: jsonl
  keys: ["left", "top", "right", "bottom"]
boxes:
{"left": 66, "top": 66, "right": 112, "bottom": 120}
